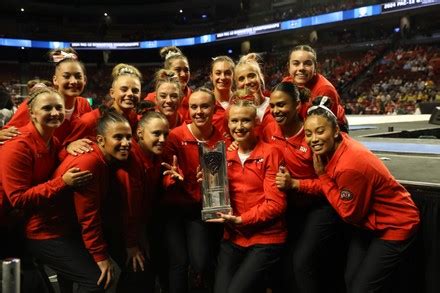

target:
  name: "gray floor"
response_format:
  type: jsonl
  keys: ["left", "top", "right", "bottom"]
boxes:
{"left": 350, "top": 121, "right": 440, "bottom": 185}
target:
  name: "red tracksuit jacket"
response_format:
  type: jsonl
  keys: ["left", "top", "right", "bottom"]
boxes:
{"left": 52, "top": 145, "right": 110, "bottom": 262}
{"left": 211, "top": 101, "right": 231, "bottom": 141}
{"left": 64, "top": 108, "right": 138, "bottom": 145}
{"left": 262, "top": 122, "right": 323, "bottom": 203}
{"left": 225, "top": 140, "right": 287, "bottom": 247}
{"left": 114, "top": 140, "right": 163, "bottom": 248}
{"left": 6, "top": 97, "right": 92, "bottom": 143}
{"left": 163, "top": 122, "right": 226, "bottom": 207}
{"left": 282, "top": 74, "right": 347, "bottom": 128}
{"left": 0, "top": 123, "right": 67, "bottom": 237}
{"left": 306, "top": 133, "right": 420, "bottom": 240}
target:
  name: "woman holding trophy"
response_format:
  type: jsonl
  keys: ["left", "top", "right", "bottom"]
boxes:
{"left": 207, "top": 99, "right": 287, "bottom": 293}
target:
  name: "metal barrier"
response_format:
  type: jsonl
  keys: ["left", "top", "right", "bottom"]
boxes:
{"left": 1, "top": 258, "right": 20, "bottom": 293}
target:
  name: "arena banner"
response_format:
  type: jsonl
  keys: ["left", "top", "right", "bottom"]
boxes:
{"left": 0, "top": 1, "right": 439, "bottom": 50}
{"left": 382, "top": 0, "right": 439, "bottom": 13}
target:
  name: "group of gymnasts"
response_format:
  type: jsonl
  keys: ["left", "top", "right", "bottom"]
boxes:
{"left": 0, "top": 44, "right": 420, "bottom": 293}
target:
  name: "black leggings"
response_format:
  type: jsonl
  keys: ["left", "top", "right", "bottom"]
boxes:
{"left": 27, "top": 237, "right": 104, "bottom": 293}
{"left": 345, "top": 228, "right": 417, "bottom": 293}
{"left": 164, "top": 210, "right": 213, "bottom": 293}
{"left": 214, "top": 241, "right": 283, "bottom": 293}
{"left": 273, "top": 203, "right": 345, "bottom": 293}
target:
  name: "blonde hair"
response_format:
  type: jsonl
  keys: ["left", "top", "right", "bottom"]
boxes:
{"left": 154, "top": 69, "right": 178, "bottom": 82}
{"left": 235, "top": 53, "right": 265, "bottom": 91}
{"left": 227, "top": 98, "right": 258, "bottom": 121}
{"left": 111, "top": 63, "right": 142, "bottom": 86}
{"left": 27, "top": 86, "right": 63, "bottom": 110}
{"left": 155, "top": 77, "right": 183, "bottom": 99}
{"left": 27, "top": 79, "right": 53, "bottom": 91}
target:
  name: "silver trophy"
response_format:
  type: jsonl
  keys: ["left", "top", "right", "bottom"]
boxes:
{"left": 198, "top": 141, "right": 232, "bottom": 220}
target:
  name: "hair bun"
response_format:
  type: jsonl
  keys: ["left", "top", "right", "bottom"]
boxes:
{"left": 112, "top": 63, "right": 142, "bottom": 80}
{"left": 50, "top": 49, "right": 78, "bottom": 63}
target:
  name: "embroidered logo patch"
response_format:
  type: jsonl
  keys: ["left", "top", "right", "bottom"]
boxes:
{"left": 340, "top": 189, "right": 353, "bottom": 201}
{"left": 299, "top": 146, "right": 308, "bottom": 153}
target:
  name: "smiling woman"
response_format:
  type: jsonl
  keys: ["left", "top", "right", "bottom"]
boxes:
{"left": 4, "top": 47, "right": 92, "bottom": 143}
{"left": 212, "top": 99, "right": 287, "bottom": 293}
{"left": 26, "top": 111, "right": 132, "bottom": 292}
{"left": 161, "top": 87, "right": 225, "bottom": 293}
{"left": 0, "top": 86, "right": 95, "bottom": 289}
{"left": 284, "top": 44, "right": 348, "bottom": 132}
{"left": 263, "top": 83, "right": 345, "bottom": 293}
{"left": 154, "top": 74, "right": 183, "bottom": 130}
{"left": 63, "top": 63, "right": 141, "bottom": 156}
{"left": 303, "top": 96, "right": 420, "bottom": 292}
{"left": 108, "top": 111, "right": 171, "bottom": 292}
{"left": 209, "top": 55, "right": 235, "bottom": 139}
{"left": 233, "top": 53, "right": 274, "bottom": 135}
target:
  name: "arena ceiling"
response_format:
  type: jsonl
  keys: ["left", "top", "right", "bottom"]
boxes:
{"left": 0, "top": 0, "right": 242, "bottom": 21}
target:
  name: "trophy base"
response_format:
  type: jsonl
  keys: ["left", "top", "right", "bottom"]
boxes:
{"left": 201, "top": 206, "right": 232, "bottom": 221}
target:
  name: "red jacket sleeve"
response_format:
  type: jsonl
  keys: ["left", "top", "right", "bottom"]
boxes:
{"left": 115, "top": 163, "right": 143, "bottom": 248}
{"left": 5, "top": 100, "right": 31, "bottom": 128}
{"left": 298, "top": 178, "right": 323, "bottom": 196}
{"left": 240, "top": 149, "right": 287, "bottom": 226}
{"left": 318, "top": 169, "right": 372, "bottom": 224}
{"left": 2, "top": 141, "right": 66, "bottom": 209}
{"left": 71, "top": 159, "right": 108, "bottom": 262}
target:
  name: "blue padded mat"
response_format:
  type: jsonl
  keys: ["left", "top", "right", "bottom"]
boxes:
{"left": 349, "top": 125, "right": 378, "bottom": 131}
{"left": 360, "top": 141, "right": 440, "bottom": 155}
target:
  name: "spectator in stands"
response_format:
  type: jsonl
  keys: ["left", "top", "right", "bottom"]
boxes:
{"left": 0, "top": 87, "right": 14, "bottom": 127}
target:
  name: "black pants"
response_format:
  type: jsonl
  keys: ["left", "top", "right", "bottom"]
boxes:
{"left": 27, "top": 237, "right": 104, "bottom": 293}
{"left": 214, "top": 241, "right": 283, "bottom": 293}
{"left": 148, "top": 209, "right": 170, "bottom": 292}
{"left": 274, "top": 203, "right": 345, "bottom": 293}
{"left": 164, "top": 209, "right": 213, "bottom": 293}
{"left": 345, "top": 228, "right": 417, "bottom": 293}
